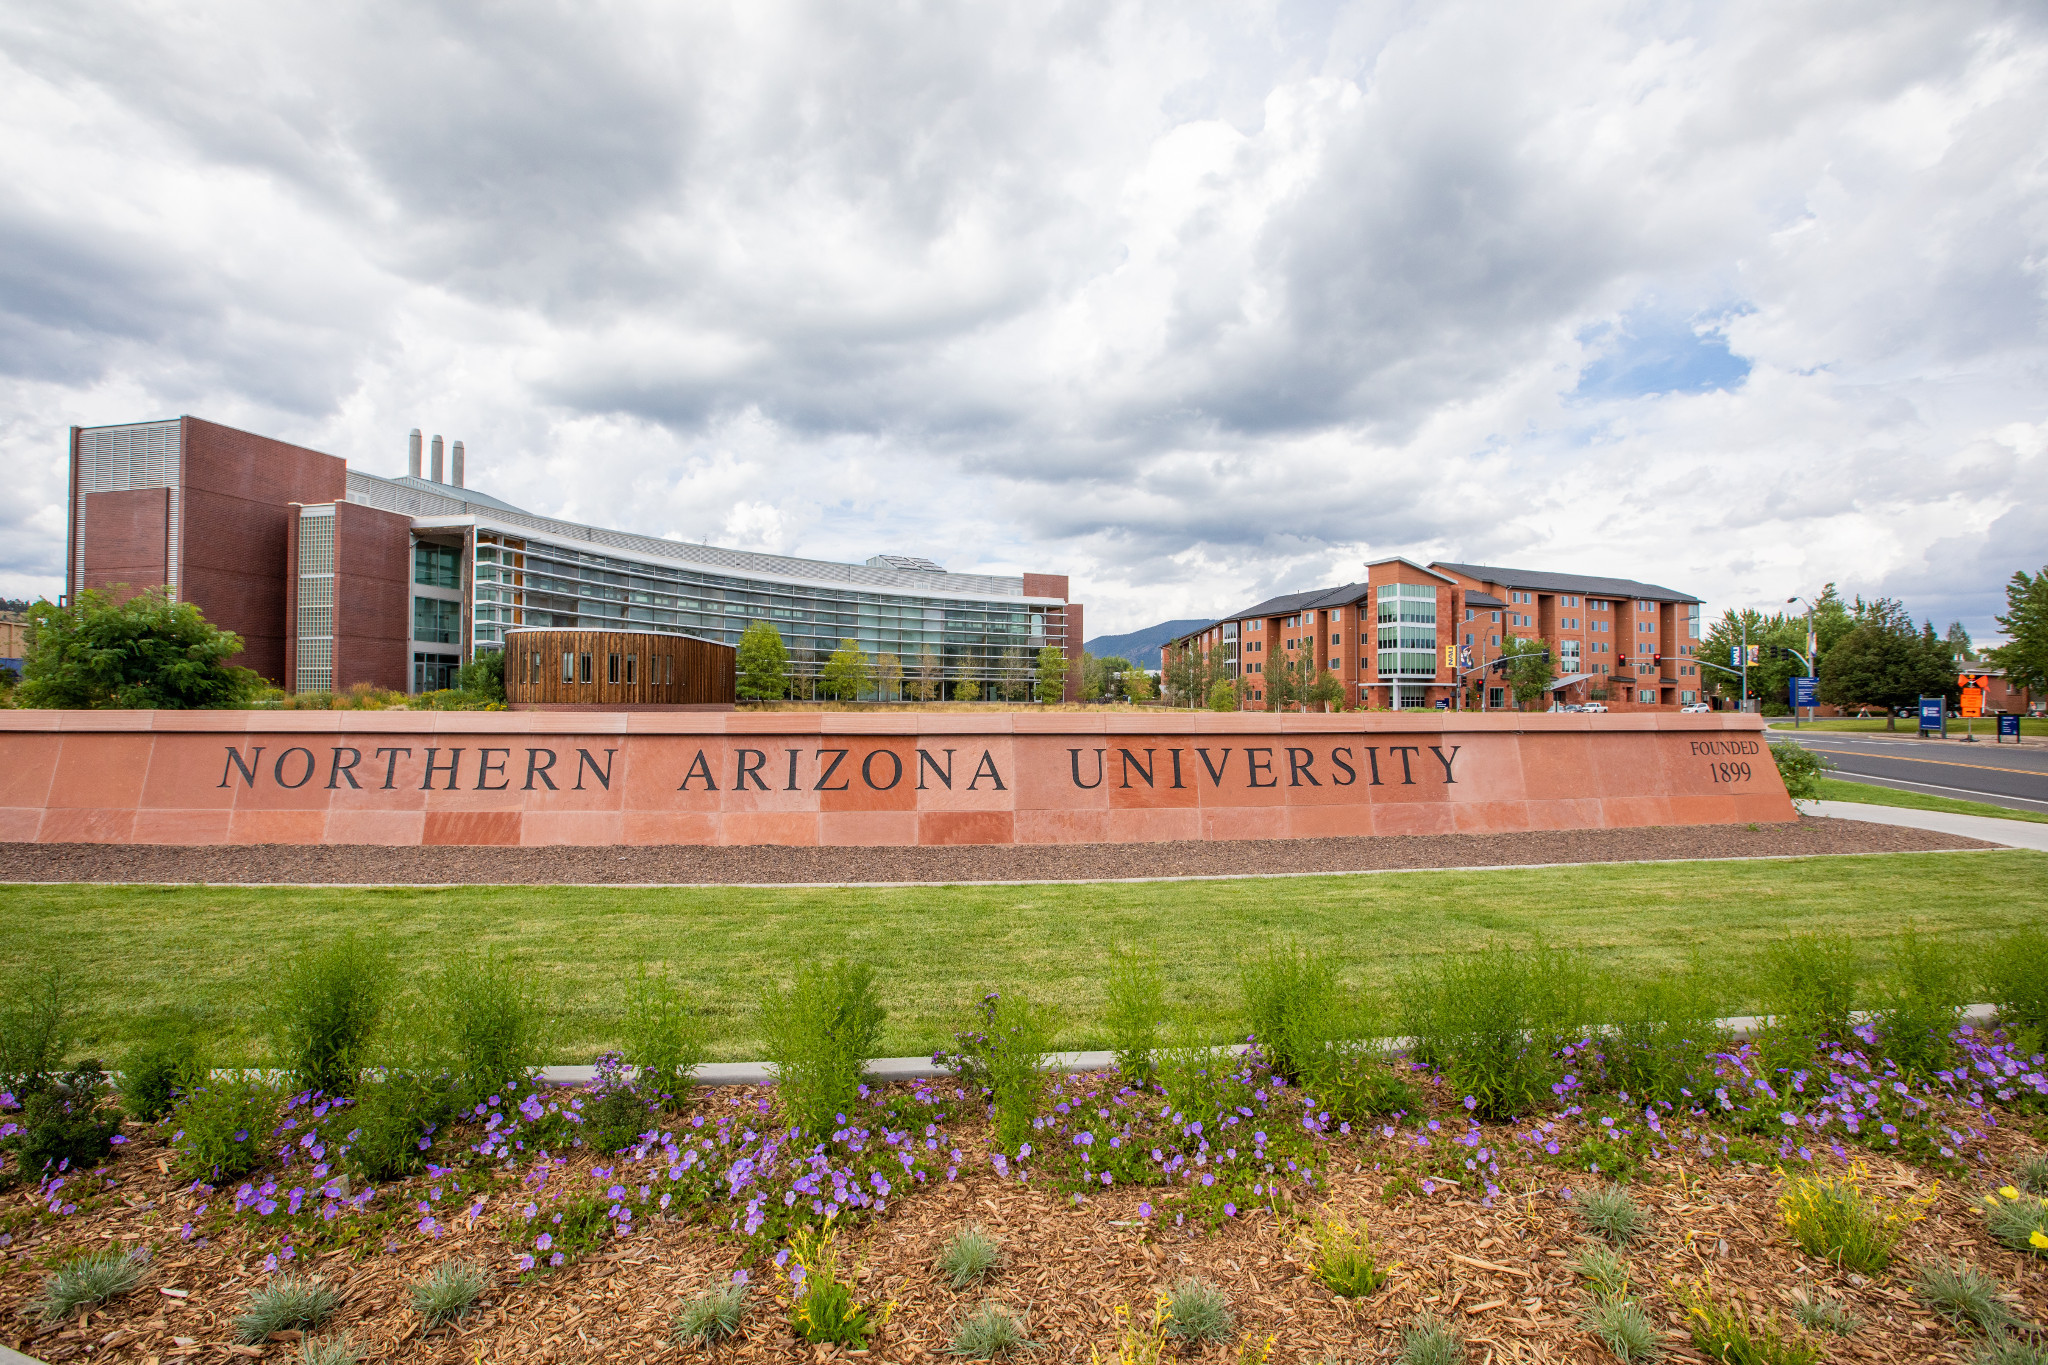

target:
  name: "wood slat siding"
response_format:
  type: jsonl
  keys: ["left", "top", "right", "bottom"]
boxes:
{"left": 504, "top": 629, "right": 736, "bottom": 706}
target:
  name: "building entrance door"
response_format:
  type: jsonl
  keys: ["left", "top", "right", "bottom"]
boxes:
{"left": 414, "top": 652, "right": 461, "bottom": 693}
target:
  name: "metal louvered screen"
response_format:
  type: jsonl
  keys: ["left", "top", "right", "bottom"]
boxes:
{"left": 296, "top": 510, "right": 335, "bottom": 693}
{"left": 75, "top": 420, "right": 183, "bottom": 599}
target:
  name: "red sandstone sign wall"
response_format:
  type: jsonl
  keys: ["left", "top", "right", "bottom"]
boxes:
{"left": 0, "top": 711, "right": 1794, "bottom": 846}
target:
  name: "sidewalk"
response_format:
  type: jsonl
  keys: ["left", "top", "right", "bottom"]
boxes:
{"left": 1800, "top": 799, "right": 2048, "bottom": 852}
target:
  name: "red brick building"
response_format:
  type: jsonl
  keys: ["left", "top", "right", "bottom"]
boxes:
{"left": 66, "top": 416, "right": 1084, "bottom": 700}
{"left": 1166, "top": 557, "right": 1706, "bottom": 711}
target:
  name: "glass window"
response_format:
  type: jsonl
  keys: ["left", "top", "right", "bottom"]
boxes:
{"left": 414, "top": 543, "right": 460, "bottom": 588}
{"left": 561, "top": 651, "right": 573, "bottom": 683}
{"left": 626, "top": 654, "right": 638, "bottom": 684}
{"left": 608, "top": 653, "right": 620, "bottom": 684}
{"left": 413, "top": 596, "right": 460, "bottom": 644}
{"left": 579, "top": 652, "right": 593, "bottom": 684}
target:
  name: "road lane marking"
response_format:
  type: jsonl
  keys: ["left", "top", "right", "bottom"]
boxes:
{"left": 1798, "top": 749, "right": 2046, "bottom": 777}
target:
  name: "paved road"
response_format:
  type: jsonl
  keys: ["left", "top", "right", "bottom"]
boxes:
{"left": 1772, "top": 727, "right": 2048, "bottom": 814}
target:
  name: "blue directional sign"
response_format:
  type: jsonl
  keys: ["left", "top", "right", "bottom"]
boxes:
{"left": 1789, "top": 676, "right": 1818, "bottom": 709}
{"left": 1919, "top": 697, "right": 1945, "bottom": 733}
{"left": 2000, "top": 713, "right": 2021, "bottom": 738}
{"left": 1730, "top": 646, "right": 1741, "bottom": 667}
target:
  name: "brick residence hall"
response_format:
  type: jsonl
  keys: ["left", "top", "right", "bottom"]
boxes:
{"left": 1166, "top": 557, "right": 1710, "bottom": 712}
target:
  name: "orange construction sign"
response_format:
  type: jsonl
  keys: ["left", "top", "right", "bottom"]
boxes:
{"left": 1961, "top": 688, "right": 1984, "bottom": 718}
{"left": 1958, "top": 672, "right": 1990, "bottom": 689}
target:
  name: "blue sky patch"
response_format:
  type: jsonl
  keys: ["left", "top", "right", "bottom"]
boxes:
{"left": 1573, "top": 305, "right": 1753, "bottom": 400}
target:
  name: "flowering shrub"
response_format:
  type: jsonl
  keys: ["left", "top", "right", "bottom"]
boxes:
{"left": 1776, "top": 1163, "right": 1932, "bottom": 1272}
{"left": 1022, "top": 1046, "right": 1331, "bottom": 1229}
{"left": 934, "top": 991, "right": 1056, "bottom": 1151}
{"left": 1979, "top": 1186, "right": 2048, "bottom": 1255}
{"left": 780, "top": 1218, "right": 890, "bottom": 1347}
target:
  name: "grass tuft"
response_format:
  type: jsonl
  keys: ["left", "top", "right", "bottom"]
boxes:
{"left": 947, "top": 1300, "right": 1032, "bottom": 1359}
{"left": 1395, "top": 1311, "right": 1463, "bottom": 1365}
{"left": 1910, "top": 1258, "right": 2013, "bottom": 1334}
{"left": 1309, "top": 1219, "right": 1390, "bottom": 1298}
{"left": 1673, "top": 1277, "right": 1819, "bottom": 1365}
{"left": 1571, "top": 1245, "right": 1631, "bottom": 1301}
{"left": 36, "top": 1247, "right": 149, "bottom": 1320}
{"left": 1163, "top": 1277, "right": 1234, "bottom": 1345}
{"left": 2015, "top": 1154, "right": 2048, "bottom": 1197}
{"left": 937, "top": 1224, "right": 1003, "bottom": 1289}
{"left": 1787, "top": 1289, "right": 1860, "bottom": 1335}
{"left": 292, "top": 1339, "right": 359, "bottom": 1365}
{"left": 409, "top": 1261, "right": 487, "bottom": 1326}
{"left": 1580, "top": 1296, "right": 1661, "bottom": 1362}
{"left": 1976, "top": 1335, "right": 2048, "bottom": 1365}
{"left": 672, "top": 1281, "right": 748, "bottom": 1345}
{"left": 1578, "top": 1184, "right": 1649, "bottom": 1245}
{"left": 1776, "top": 1165, "right": 1923, "bottom": 1272}
{"left": 234, "top": 1275, "right": 341, "bottom": 1343}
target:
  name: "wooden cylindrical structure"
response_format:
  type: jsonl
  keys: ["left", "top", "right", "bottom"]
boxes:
{"left": 503, "top": 628, "right": 735, "bottom": 706}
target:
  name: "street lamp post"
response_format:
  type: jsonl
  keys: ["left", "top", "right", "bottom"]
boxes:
{"left": 1786, "top": 596, "right": 1818, "bottom": 726}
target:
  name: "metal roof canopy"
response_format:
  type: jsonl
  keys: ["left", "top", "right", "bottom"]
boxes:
{"left": 1432, "top": 561, "right": 1702, "bottom": 605}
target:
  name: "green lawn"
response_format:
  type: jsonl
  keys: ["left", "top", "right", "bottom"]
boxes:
{"left": 8, "top": 851, "right": 2042, "bottom": 1067}
{"left": 1812, "top": 776, "right": 2048, "bottom": 824}
{"left": 1770, "top": 716, "right": 2048, "bottom": 736}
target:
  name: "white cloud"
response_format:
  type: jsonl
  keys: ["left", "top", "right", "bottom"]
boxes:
{"left": 0, "top": 0, "right": 2043, "bottom": 640}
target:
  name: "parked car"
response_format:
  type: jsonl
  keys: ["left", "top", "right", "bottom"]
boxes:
{"left": 1580, "top": 702, "right": 1608, "bottom": 713}
{"left": 1680, "top": 702, "right": 1711, "bottom": 713}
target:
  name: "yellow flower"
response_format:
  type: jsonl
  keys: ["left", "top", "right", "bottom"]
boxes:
{"left": 2033, "top": 1230, "right": 2048, "bottom": 1250}
{"left": 2000, "top": 1186, "right": 2021, "bottom": 1199}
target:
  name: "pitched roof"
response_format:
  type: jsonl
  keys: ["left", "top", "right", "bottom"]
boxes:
{"left": 1431, "top": 562, "right": 1701, "bottom": 605}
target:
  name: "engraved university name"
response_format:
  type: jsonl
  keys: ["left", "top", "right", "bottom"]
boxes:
{"left": 212, "top": 741, "right": 1463, "bottom": 795}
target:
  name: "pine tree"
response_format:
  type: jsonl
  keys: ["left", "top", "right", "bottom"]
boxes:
{"left": 1990, "top": 567, "right": 2048, "bottom": 702}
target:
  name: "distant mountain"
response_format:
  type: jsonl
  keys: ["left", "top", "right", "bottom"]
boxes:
{"left": 1084, "top": 619, "right": 1211, "bottom": 671}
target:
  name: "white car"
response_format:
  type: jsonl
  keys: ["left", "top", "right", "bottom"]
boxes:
{"left": 1680, "top": 702, "right": 1712, "bottom": 714}
{"left": 1580, "top": 702, "right": 1608, "bottom": 713}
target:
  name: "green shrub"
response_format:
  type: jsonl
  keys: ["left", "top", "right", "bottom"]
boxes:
{"left": 1979, "top": 1186, "right": 2048, "bottom": 1255}
{"left": 338, "top": 1070, "right": 445, "bottom": 1181}
{"left": 1673, "top": 1278, "right": 1818, "bottom": 1365}
{"left": 1598, "top": 958, "right": 1728, "bottom": 1105}
{"left": 761, "top": 961, "right": 886, "bottom": 1139}
{"left": 937, "top": 1224, "right": 1002, "bottom": 1288}
{"left": 673, "top": 1281, "right": 748, "bottom": 1345}
{"left": 1309, "top": 1219, "right": 1389, "bottom": 1298}
{"left": 1242, "top": 944, "right": 1362, "bottom": 1090}
{"left": 1314, "top": 1058, "right": 1422, "bottom": 1120}
{"left": 172, "top": 1074, "right": 278, "bottom": 1182}
{"left": 1163, "top": 1277, "right": 1233, "bottom": 1345}
{"left": 1401, "top": 941, "right": 1590, "bottom": 1118}
{"left": 1571, "top": 1245, "right": 1630, "bottom": 1301}
{"left": 786, "top": 1223, "right": 888, "bottom": 1347}
{"left": 1580, "top": 1296, "right": 1660, "bottom": 1362}
{"left": 1103, "top": 945, "right": 1166, "bottom": 1084}
{"left": 1777, "top": 1166, "right": 1923, "bottom": 1273}
{"left": 1757, "top": 934, "right": 1859, "bottom": 1053}
{"left": 947, "top": 1300, "right": 1030, "bottom": 1359}
{"left": 5, "top": 1063, "right": 121, "bottom": 1187}
{"left": 1909, "top": 1257, "right": 2012, "bottom": 1335}
{"left": 1787, "top": 1289, "right": 1859, "bottom": 1335}
{"left": 434, "top": 951, "right": 552, "bottom": 1106}
{"left": 1768, "top": 740, "right": 1831, "bottom": 801}
{"left": 1578, "top": 1184, "right": 1649, "bottom": 1245}
{"left": 1984, "top": 929, "right": 2048, "bottom": 1056}
{"left": 938, "top": 992, "right": 1056, "bottom": 1152}
{"left": 410, "top": 1261, "right": 487, "bottom": 1326}
{"left": 37, "top": 1247, "right": 149, "bottom": 1320}
{"left": 0, "top": 964, "right": 76, "bottom": 1097}
{"left": 1872, "top": 925, "right": 1967, "bottom": 1076}
{"left": 269, "top": 933, "right": 393, "bottom": 1098}
{"left": 118, "top": 1021, "right": 211, "bottom": 1123}
{"left": 621, "top": 967, "right": 710, "bottom": 1108}
{"left": 1395, "top": 1313, "right": 1463, "bottom": 1365}
{"left": 1153, "top": 1016, "right": 1251, "bottom": 1131}
{"left": 235, "top": 1276, "right": 341, "bottom": 1342}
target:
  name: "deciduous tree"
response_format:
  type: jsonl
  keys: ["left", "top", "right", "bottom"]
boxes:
{"left": 20, "top": 588, "right": 261, "bottom": 709}
{"left": 818, "top": 639, "right": 872, "bottom": 701}
{"left": 1033, "top": 647, "right": 1067, "bottom": 704}
{"left": 1494, "top": 636, "right": 1555, "bottom": 709}
{"left": 735, "top": 620, "right": 790, "bottom": 701}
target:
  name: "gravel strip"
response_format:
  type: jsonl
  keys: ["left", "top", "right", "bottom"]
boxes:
{"left": 0, "top": 815, "right": 1995, "bottom": 886}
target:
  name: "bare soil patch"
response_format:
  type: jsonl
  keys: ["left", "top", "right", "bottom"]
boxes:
{"left": 0, "top": 816, "right": 1994, "bottom": 887}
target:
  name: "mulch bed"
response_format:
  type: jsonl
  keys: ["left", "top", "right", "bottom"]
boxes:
{"left": 3, "top": 1077, "right": 2044, "bottom": 1364}
{"left": 0, "top": 817, "right": 1997, "bottom": 886}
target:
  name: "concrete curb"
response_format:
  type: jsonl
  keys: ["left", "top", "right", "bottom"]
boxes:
{"left": 535, "top": 1004, "right": 2003, "bottom": 1087}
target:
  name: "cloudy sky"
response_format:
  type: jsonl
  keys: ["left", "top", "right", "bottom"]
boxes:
{"left": 3, "top": 0, "right": 2044, "bottom": 639}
